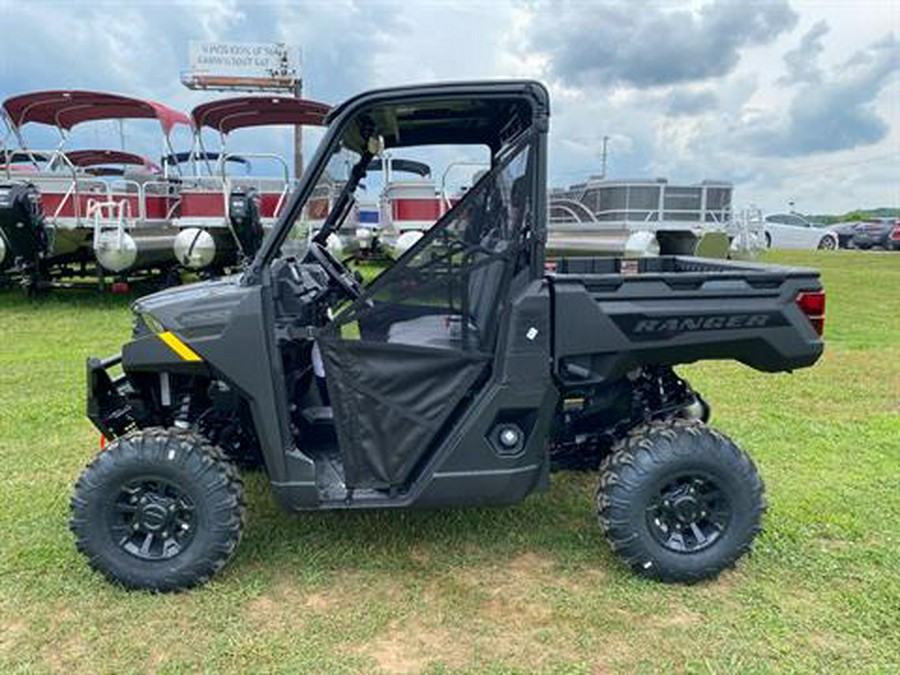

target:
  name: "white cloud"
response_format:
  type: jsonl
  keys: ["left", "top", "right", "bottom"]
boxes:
{"left": 1, "top": 0, "right": 897, "bottom": 213}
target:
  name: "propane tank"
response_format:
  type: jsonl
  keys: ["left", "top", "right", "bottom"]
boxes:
{"left": 173, "top": 227, "right": 216, "bottom": 269}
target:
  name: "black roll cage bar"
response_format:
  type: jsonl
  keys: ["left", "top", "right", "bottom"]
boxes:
{"left": 244, "top": 81, "right": 549, "bottom": 285}
{"left": 312, "top": 146, "right": 375, "bottom": 246}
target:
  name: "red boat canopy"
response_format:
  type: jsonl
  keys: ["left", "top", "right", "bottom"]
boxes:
{"left": 65, "top": 149, "right": 158, "bottom": 171}
{"left": 191, "top": 96, "right": 330, "bottom": 134}
{"left": 2, "top": 90, "right": 191, "bottom": 134}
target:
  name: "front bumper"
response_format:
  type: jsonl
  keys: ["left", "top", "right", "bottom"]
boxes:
{"left": 86, "top": 354, "right": 136, "bottom": 438}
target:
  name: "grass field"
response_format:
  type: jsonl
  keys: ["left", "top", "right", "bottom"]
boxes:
{"left": 1, "top": 251, "right": 898, "bottom": 674}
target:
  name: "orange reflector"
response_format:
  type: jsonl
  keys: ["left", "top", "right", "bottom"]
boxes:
{"left": 158, "top": 331, "right": 203, "bottom": 362}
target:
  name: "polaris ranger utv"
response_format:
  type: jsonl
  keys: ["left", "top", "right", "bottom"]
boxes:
{"left": 72, "top": 81, "right": 826, "bottom": 591}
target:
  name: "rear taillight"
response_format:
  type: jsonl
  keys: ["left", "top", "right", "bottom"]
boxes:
{"left": 796, "top": 290, "right": 826, "bottom": 336}
{"left": 890, "top": 225, "right": 900, "bottom": 241}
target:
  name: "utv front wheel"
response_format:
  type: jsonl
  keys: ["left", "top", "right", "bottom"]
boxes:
{"left": 70, "top": 428, "right": 245, "bottom": 591}
{"left": 596, "top": 420, "right": 764, "bottom": 583}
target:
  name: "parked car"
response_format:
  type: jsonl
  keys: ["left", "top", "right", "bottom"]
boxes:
{"left": 763, "top": 213, "right": 839, "bottom": 250}
{"left": 831, "top": 221, "right": 862, "bottom": 249}
{"left": 851, "top": 218, "right": 900, "bottom": 251}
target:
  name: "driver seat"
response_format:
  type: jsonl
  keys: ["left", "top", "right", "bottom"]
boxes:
{"left": 386, "top": 239, "right": 508, "bottom": 351}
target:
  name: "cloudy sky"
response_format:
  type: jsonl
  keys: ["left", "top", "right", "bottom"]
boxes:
{"left": 1, "top": 0, "right": 897, "bottom": 214}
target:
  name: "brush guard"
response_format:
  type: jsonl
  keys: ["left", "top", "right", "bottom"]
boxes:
{"left": 87, "top": 354, "right": 137, "bottom": 439}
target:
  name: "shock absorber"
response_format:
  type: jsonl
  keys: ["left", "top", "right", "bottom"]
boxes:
{"left": 174, "top": 391, "right": 193, "bottom": 429}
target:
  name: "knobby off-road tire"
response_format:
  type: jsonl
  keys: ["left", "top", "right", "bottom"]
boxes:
{"left": 596, "top": 419, "right": 765, "bottom": 583}
{"left": 70, "top": 428, "right": 246, "bottom": 592}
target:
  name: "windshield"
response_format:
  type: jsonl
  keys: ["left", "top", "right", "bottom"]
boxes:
{"left": 269, "top": 89, "right": 538, "bottom": 266}
{"left": 280, "top": 144, "right": 361, "bottom": 259}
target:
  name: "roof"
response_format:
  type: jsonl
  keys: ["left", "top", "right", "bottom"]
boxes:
{"left": 324, "top": 80, "right": 549, "bottom": 125}
{"left": 367, "top": 158, "right": 431, "bottom": 177}
{"left": 190, "top": 96, "right": 331, "bottom": 134}
{"left": 2, "top": 90, "right": 191, "bottom": 133}
{"left": 1, "top": 150, "right": 51, "bottom": 164}
{"left": 162, "top": 151, "right": 250, "bottom": 167}
{"left": 65, "top": 149, "right": 158, "bottom": 171}
{"left": 324, "top": 80, "right": 550, "bottom": 153}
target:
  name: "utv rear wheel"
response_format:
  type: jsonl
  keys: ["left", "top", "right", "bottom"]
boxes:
{"left": 596, "top": 420, "right": 764, "bottom": 583}
{"left": 70, "top": 428, "right": 245, "bottom": 592}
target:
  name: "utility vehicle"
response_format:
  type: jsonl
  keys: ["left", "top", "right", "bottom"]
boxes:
{"left": 71, "top": 81, "right": 826, "bottom": 591}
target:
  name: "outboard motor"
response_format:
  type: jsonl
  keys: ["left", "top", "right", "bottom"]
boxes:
{"left": 229, "top": 187, "right": 263, "bottom": 259}
{"left": 0, "top": 182, "right": 49, "bottom": 270}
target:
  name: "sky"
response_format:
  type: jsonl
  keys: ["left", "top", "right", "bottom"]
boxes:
{"left": 1, "top": 0, "right": 897, "bottom": 214}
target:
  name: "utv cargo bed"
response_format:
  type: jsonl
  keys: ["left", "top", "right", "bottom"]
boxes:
{"left": 549, "top": 255, "right": 824, "bottom": 384}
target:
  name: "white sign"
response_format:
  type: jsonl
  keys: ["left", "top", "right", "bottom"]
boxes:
{"left": 188, "top": 41, "right": 300, "bottom": 79}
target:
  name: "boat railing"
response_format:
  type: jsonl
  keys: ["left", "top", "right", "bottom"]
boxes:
{"left": 565, "top": 207, "right": 733, "bottom": 229}
{"left": 175, "top": 152, "right": 293, "bottom": 221}
{"left": 590, "top": 208, "right": 733, "bottom": 224}
{"left": 142, "top": 180, "right": 182, "bottom": 220}
{"left": 555, "top": 181, "right": 734, "bottom": 229}
{"left": 273, "top": 183, "right": 290, "bottom": 219}
{"left": 89, "top": 198, "right": 132, "bottom": 252}
{"left": 5, "top": 150, "right": 181, "bottom": 226}
{"left": 440, "top": 161, "right": 488, "bottom": 211}
{"left": 53, "top": 180, "right": 78, "bottom": 221}
{"left": 549, "top": 198, "right": 598, "bottom": 225}
{"left": 1, "top": 147, "right": 71, "bottom": 178}
{"left": 107, "top": 179, "right": 147, "bottom": 221}
{"left": 728, "top": 207, "right": 766, "bottom": 257}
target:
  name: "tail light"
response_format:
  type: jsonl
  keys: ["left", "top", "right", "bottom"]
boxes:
{"left": 796, "top": 290, "right": 826, "bottom": 336}
{"left": 890, "top": 224, "right": 900, "bottom": 241}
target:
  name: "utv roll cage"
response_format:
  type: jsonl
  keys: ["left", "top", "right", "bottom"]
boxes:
{"left": 247, "top": 81, "right": 550, "bottom": 282}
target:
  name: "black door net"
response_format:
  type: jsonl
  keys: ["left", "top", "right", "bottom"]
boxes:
{"left": 318, "top": 135, "right": 534, "bottom": 490}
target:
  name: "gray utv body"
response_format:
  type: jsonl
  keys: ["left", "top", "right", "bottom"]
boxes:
{"left": 86, "top": 81, "right": 824, "bottom": 514}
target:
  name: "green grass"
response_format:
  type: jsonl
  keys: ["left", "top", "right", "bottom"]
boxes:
{"left": 1, "top": 251, "right": 898, "bottom": 674}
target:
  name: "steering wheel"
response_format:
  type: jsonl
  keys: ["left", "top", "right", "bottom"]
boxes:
{"left": 307, "top": 241, "right": 364, "bottom": 300}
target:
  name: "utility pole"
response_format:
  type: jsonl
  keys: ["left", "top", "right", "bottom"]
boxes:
{"left": 293, "top": 78, "right": 303, "bottom": 178}
{"left": 599, "top": 135, "right": 609, "bottom": 179}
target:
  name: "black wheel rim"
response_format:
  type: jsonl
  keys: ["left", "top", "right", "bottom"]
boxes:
{"left": 109, "top": 477, "right": 196, "bottom": 561}
{"left": 646, "top": 473, "right": 732, "bottom": 553}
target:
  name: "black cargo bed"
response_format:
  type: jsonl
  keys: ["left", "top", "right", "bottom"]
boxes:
{"left": 547, "top": 256, "right": 825, "bottom": 385}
